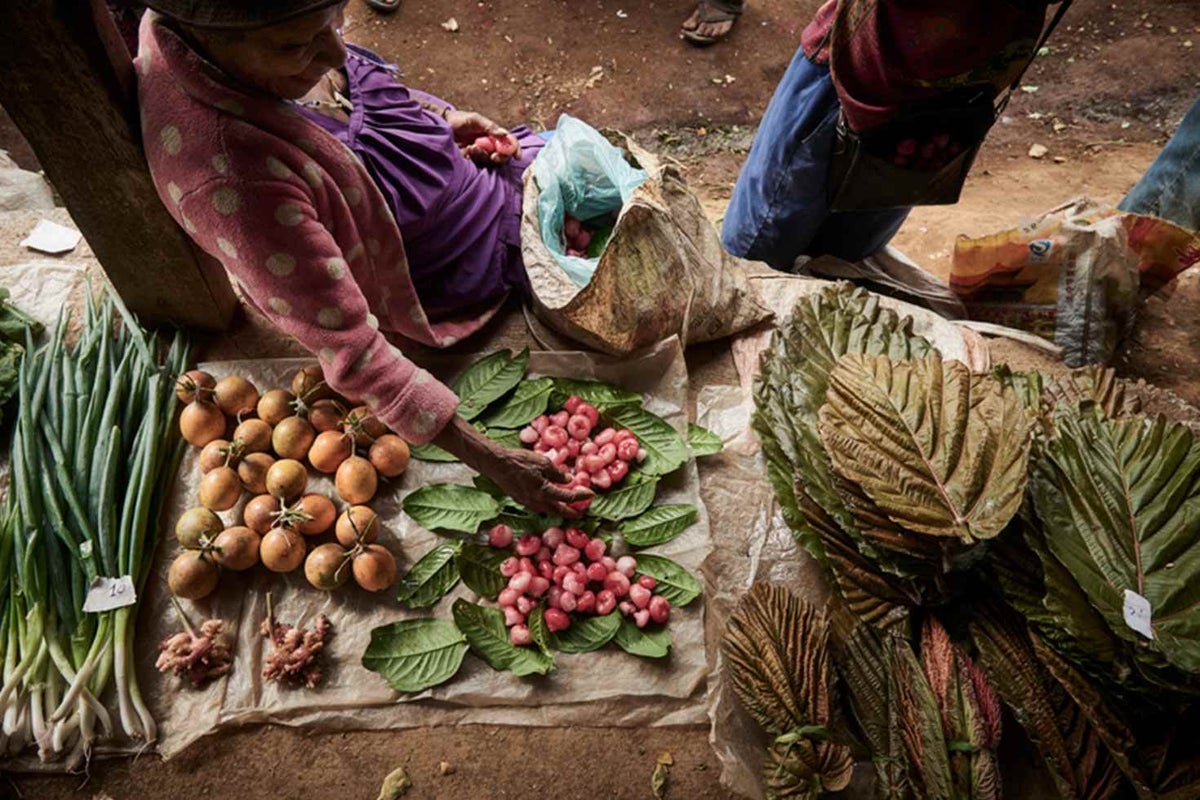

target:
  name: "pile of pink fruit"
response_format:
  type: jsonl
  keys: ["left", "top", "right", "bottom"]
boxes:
{"left": 487, "top": 523, "right": 671, "bottom": 646}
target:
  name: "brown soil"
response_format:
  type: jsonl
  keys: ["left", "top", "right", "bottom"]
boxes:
{"left": 5, "top": 1, "right": 1200, "bottom": 798}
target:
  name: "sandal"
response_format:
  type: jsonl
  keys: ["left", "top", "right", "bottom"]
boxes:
{"left": 680, "top": 0, "right": 742, "bottom": 47}
{"left": 364, "top": 0, "right": 400, "bottom": 13}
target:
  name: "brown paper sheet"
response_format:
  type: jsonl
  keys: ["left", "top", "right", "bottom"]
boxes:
{"left": 149, "top": 338, "right": 712, "bottom": 759}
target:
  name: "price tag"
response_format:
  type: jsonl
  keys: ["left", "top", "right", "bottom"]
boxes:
{"left": 1123, "top": 589, "right": 1154, "bottom": 640}
{"left": 83, "top": 576, "right": 137, "bottom": 613}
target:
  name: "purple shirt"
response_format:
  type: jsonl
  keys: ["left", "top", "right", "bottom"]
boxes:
{"left": 300, "top": 46, "right": 544, "bottom": 320}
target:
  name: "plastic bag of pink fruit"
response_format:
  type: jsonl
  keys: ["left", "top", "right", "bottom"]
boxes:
{"left": 521, "top": 119, "right": 773, "bottom": 355}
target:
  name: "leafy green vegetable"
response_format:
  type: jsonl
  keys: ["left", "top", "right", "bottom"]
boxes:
{"left": 588, "top": 473, "right": 659, "bottom": 521}
{"left": 361, "top": 618, "right": 468, "bottom": 693}
{"left": 613, "top": 616, "right": 672, "bottom": 659}
{"left": 396, "top": 541, "right": 462, "bottom": 609}
{"left": 686, "top": 424, "right": 723, "bottom": 457}
{"left": 606, "top": 405, "right": 688, "bottom": 476}
{"left": 408, "top": 442, "right": 459, "bottom": 463}
{"left": 481, "top": 377, "right": 554, "bottom": 429}
{"left": 527, "top": 606, "right": 554, "bottom": 657}
{"left": 484, "top": 427, "right": 522, "bottom": 449}
{"left": 454, "top": 348, "right": 529, "bottom": 420}
{"left": 619, "top": 504, "right": 697, "bottom": 548}
{"left": 402, "top": 484, "right": 501, "bottom": 533}
{"left": 455, "top": 542, "right": 509, "bottom": 600}
{"left": 550, "top": 378, "right": 642, "bottom": 411}
{"left": 452, "top": 600, "right": 554, "bottom": 677}
{"left": 632, "top": 554, "right": 701, "bottom": 607}
{"left": 551, "top": 612, "right": 622, "bottom": 654}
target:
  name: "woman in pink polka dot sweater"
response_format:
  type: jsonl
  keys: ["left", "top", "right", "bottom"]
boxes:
{"left": 136, "top": 0, "right": 589, "bottom": 516}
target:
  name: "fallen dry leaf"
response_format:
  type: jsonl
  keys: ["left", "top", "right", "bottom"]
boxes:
{"left": 377, "top": 767, "right": 413, "bottom": 800}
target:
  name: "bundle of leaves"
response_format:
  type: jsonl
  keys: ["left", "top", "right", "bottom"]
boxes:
{"left": 722, "top": 583, "right": 853, "bottom": 800}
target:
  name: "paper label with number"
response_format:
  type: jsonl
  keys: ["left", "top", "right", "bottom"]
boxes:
{"left": 83, "top": 576, "right": 137, "bottom": 613}
{"left": 1123, "top": 589, "right": 1154, "bottom": 640}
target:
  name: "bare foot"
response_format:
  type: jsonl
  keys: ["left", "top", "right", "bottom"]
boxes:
{"left": 681, "top": 6, "right": 736, "bottom": 41}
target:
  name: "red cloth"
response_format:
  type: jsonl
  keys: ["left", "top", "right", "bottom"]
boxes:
{"left": 801, "top": 0, "right": 1049, "bottom": 132}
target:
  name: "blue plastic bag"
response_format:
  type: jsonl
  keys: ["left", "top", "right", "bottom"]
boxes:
{"left": 533, "top": 114, "right": 649, "bottom": 287}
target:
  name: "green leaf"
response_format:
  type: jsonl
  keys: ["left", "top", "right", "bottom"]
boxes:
{"left": 551, "top": 378, "right": 642, "bottom": 411}
{"left": 495, "top": 505, "right": 563, "bottom": 535}
{"left": 687, "top": 423, "right": 723, "bottom": 457}
{"left": 408, "top": 442, "right": 459, "bottom": 463}
{"left": 455, "top": 541, "right": 509, "bottom": 600}
{"left": 396, "top": 541, "right": 462, "bottom": 609}
{"left": 452, "top": 599, "right": 554, "bottom": 677}
{"left": 528, "top": 607, "right": 554, "bottom": 656}
{"left": 619, "top": 504, "right": 697, "bottom": 548}
{"left": 606, "top": 405, "right": 688, "bottom": 476}
{"left": 402, "top": 484, "right": 501, "bottom": 534}
{"left": 454, "top": 348, "right": 529, "bottom": 420}
{"left": 551, "top": 612, "right": 622, "bottom": 654}
{"left": 1032, "top": 409, "right": 1200, "bottom": 676}
{"left": 633, "top": 554, "right": 702, "bottom": 607}
{"left": 484, "top": 427, "right": 523, "bottom": 449}
{"left": 613, "top": 616, "right": 671, "bottom": 659}
{"left": 588, "top": 473, "right": 660, "bottom": 521}
{"left": 819, "top": 352, "right": 1032, "bottom": 544}
{"left": 361, "top": 618, "right": 468, "bottom": 694}
{"left": 481, "top": 377, "right": 554, "bottom": 429}
{"left": 472, "top": 474, "right": 506, "bottom": 500}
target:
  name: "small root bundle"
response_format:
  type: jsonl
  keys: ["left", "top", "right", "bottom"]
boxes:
{"left": 261, "top": 593, "right": 332, "bottom": 689}
{"left": 156, "top": 600, "right": 233, "bottom": 688}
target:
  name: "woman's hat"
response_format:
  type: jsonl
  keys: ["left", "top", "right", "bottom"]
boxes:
{"left": 141, "top": 0, "right": 345, "bottom": 30}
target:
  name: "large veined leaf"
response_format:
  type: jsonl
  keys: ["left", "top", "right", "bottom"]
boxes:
{"left": 613, "top": 616, "right": 671, "bottom": 659}
{"left": 451, "top": 600, "right": 554, "bottom": 677}
{"left": 408, "top": 442, "right": 459, "bottom": 462}
{"left": 402, "top": 484, "right": 501, "bottom": 534}
{"left": 819, "top": 352, "right": 1032, "bottom": 544}
{"left": 605, "top": 404, "right": 689, "bottom": 476}
{"left": 893, "top": 636, "right": 956, "bottom": 800}
{"left": 751, "top": 283, "right": 934, "bottom": 619}
{"left": 1032, "top": 408, "right": 1200, "bottom": 676}
{"left": 527, "top": 606, "right": 554, "bottom": 657}
{"left": 485, "top": 427, "right": 522, "bottom": 449}
{"left": 631, "top": 554, "right": 701, "bottom": 607}
{"left": 396, "top": 541, "right": 462, "bottom": 609}
{"left": 619, "top": 504, "right": 697, "bottom": 548}
{"left": 722, "top": 583, "right": 854, "bottom": 794}
{"left": 481, "top": 377, "right": 554, "bottom": 429}
{"left": 551, "top": 612, "right": 622, "bottom": 654}
{"left": 970, "top": 600, "right": 1126, "bottom": 800}
{"left": 455, "top": 541, "right": 509, "bottom": 600}
{"left": 687, "top": 424, "right": 723, "bottom": 457}
{"left": 1044, "top": 366, "right": 1143, "bottom": 420}
{"left": 453, "top": 348, "right": 529, "bottom": 420}
{"left": 587, "top": 473, "right": 659, "bottom": 521}
{"left": 361, "top": 619, "right": 468, "bottom": 693}
{"left": 550, "top": 378, "right": 642, "bottom": 411}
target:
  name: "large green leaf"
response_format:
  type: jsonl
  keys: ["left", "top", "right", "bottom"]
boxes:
{"left": 455, "top": 541, "right": 509, "bottom": 600}
{"left": 454, "top": 348, "right": 529, "bottom": 420}
{"left": 361, "top": 619, "right": 468, "bottom": 693}
{"left": 484, "top": 427, "right": 522, "bottom": 449}
{"left": 402, "top": 484, "right": 501, "bottom": 534}
{"left": 551, "top": 378, "right": 642, "bottom": 411}
{"left": 687, "top": 424, "right": 723, "bottom": 457}
{"left": 408, "top": 442, "right": 459, "bottom": 462}
{"left": 1032, "top": 409, "right": 1200, "bottom": 675}
{"left": 397, "top": 541, "right": 462, "bottom": 609}
{"left": 632, "top": 554, "right": 701, "bottom": 607}
{"left": 893, "top": 635, "right": 956, "bottom": 800}
{"left": 451, "top": 599, "right": 554, "bottom": 677}
{"left": 551, "top": 612, "right": 621, "bottom": 653}
{"left": 527, "top": 606, "right": 554, "bottom": 657}
{"left": 605, "top": 405, "right": 688, "bottom": 476}
{"left": 619, "top": 504, "right": 697, "bottom": 548}
{"left": 613, "top": 616, "right": 671, "bottom": 659}
{"left": 481, "top": 377, "right": 554, "bottom": 429}
{"left": 819, "top": 352, "right": 1032, "bottom": 544}
{"left": 588, "top": 473, "right": 659, "bottom": 521}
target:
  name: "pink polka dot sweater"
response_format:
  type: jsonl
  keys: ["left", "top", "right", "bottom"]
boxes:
{"left": 136, "top": 13, "right": 503, "bottom": 444}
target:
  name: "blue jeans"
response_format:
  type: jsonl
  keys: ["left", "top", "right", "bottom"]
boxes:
{"left": 1119, "top": 97, "right": 1200, "bottom": 232}
{"left": 722, "top": 49, "right": 911, "bottom": 269}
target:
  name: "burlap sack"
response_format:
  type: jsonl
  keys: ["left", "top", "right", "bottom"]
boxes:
{"left": 521, "top": 133, "right": 772, "bottom": 354}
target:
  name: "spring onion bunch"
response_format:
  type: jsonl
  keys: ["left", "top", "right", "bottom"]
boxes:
{"left": 0, "top": 290, "right": 186, "bottom": 768}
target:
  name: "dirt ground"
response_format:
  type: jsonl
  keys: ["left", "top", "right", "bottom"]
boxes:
{"left": 4, "top": 1, "right": 1200, "bottom": 799}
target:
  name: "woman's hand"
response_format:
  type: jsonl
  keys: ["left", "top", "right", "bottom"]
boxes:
{"left": 445, "top": 110, "right": 522, "bottom": 166}
{"left": 431, "top": 416, "right": 591, "bottom": 517}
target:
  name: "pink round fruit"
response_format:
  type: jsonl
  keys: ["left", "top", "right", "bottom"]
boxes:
{"left": 508, "top": 571, "right": 533, "bottom": 594}
{"left": 587, "top": 562, "right": 608, "bottom": 583}
{"left": 596, "top": 590, "right": 617, "bottom": 616}
{"left": 519, "top": 426, "right": 539, "bottom": 445}
{"left": 500, "top": 557, "right": 520, "bottom": 578}
{"left": 552, "top": 544, "right": 581, "bottom": 567}
{"left": 541, "top": 425, "right": 568, "bottom": 449}
{"left": 617, "top": 439, "right": 639, "bottom": 462}
{"left": 649, "top": 595, "right": 671, "bottom": 624}
{"left": 530, "top": 415, "right": 549, "bottom": 433}
{"left": 635, "top": 609, "right": 651, "bottom": 629}
{"left": 619, "top": 601, "right": 635, "bottom": 616}
{"left": 617, "top": 556, "right": 638, "bottom": 577}
{"left": 529, "top": 576, "right": 550, "bottom": 597}
{"left": 581, "top": 441, "right": 598, "bottom": 456}
{"left": 538, "top": 560, "right": 555, "bottom": 581}
{"left": 544, "top": 608, "right": 571, "bottom": 633}
{"left": 594, "top": 428, "right": 616, "bottom": 446}
{"left": 536, "top": 546, "right": 552, "bottom": 564}
{"left": 576, "top": 591, "right": 597, "bottom": 614}
{"left": 550, "top": 411, "right": 570, "bottom": 428}
{"left": 604, "top": 571, "right": 631, "bottom": 598}
{"left": 613, "top": 429, "right": 635, "bottom": 444}
{"left": 576, "top": 403, "right": 600, "bottom": 428}
{"left": 598, "top": 443, "right": 617, "bottom": 466}
{"left": 584, "top": 538, "right": 607, "bottom": 562}
{"left": 591, "top": 470, "right": 612, "bottom": 490}
{"left": 517, "top": 596, "right": 536, "bottom": 615}
{"left": 559, "top": 592, "right": 578, "bottom": 613}
{"left": 608, "top": 460, "right": 629, "bottom": 482}
{"left": 563, "top": 395, "right": 583, "bottom": 414}
{"left": 630, "top": 584, "right": 652, "bottom": 610}
{"left": 562, "top": 573, "right": 585, "bottom": 596}
{"left": 515, "top": 535, "right": 541, "bottom": 557}
{"left": 488, "top": 524, "right": 514, "bottom": 549}
{"left": 638, "top": 575, "right": 658, "bottom": 590}
{"left": 565, "top": 528, "right": 589, "bottom": 549}
{"left": 519, "top": 557, "right": 536, "bottom": 575}
{"left": 498, "top": 588, "right": 520, "bottom": 607}
{"left": 542, "top": 527, "right": 564, "bottom": 549}
{"left": 504, "top": 607, "right": 525, "bottom": 627}
{"left": 567, "top": 415, "right": 592, "bottom": 441}
{"left": 511, "top": 625, "right": 532, "bottom": 646}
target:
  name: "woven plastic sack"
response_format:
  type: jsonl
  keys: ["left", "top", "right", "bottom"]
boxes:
{"left": 521, "top": 130, "right": 772, "bottom": 355}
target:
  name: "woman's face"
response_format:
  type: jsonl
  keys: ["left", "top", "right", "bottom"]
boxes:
{"left": 199, "top": 3, "right": 349, "bottom": 99}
